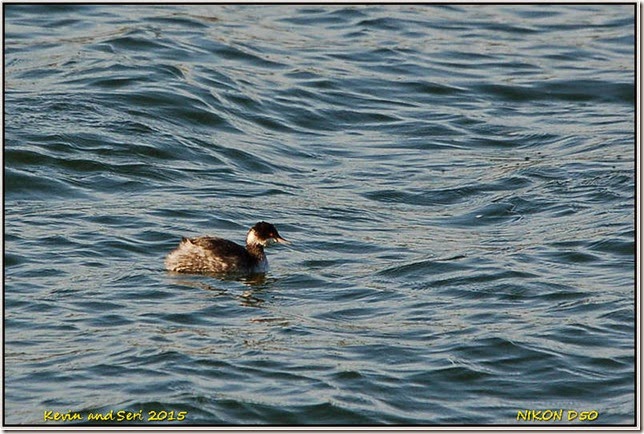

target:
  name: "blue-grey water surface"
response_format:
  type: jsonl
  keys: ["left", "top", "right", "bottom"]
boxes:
{"left": 4, "top": 4, "right": 635, "bottom": 426}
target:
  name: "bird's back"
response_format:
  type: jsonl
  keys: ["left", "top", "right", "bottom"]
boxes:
{"left": 165, "top": 236, "right": 254, "bottom": 273}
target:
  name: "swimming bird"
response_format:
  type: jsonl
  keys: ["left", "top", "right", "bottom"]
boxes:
{"left": 165, "top": 221, "right": 288, "bottom": 274}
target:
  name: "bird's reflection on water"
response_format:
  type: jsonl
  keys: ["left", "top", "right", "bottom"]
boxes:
{"left": 168, "top": 272, "right": 278, "bottom": 308}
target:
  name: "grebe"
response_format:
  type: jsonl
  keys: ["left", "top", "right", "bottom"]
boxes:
{"left": 165, "top": 221, "right": 288, "bottom": 274}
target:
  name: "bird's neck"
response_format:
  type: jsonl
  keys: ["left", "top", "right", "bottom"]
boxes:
{"left": 246, "top": 243, "right": 265, "bottom": 259}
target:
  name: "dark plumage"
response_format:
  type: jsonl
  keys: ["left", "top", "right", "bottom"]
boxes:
{"left": 165, "top": 222, "right": 288, "bottom": 274}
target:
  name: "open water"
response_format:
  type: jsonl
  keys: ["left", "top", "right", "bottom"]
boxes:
{"left": 4, "top": 4, "right": 636, "bottom": 426}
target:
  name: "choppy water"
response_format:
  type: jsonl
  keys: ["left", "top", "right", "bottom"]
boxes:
{"left": 4, "top": 4, "right": 635, "bottom": 426}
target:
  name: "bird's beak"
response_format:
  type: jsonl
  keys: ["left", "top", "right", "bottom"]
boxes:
{"left": 275, "top": 236, "right": 290, "bottom": 245}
